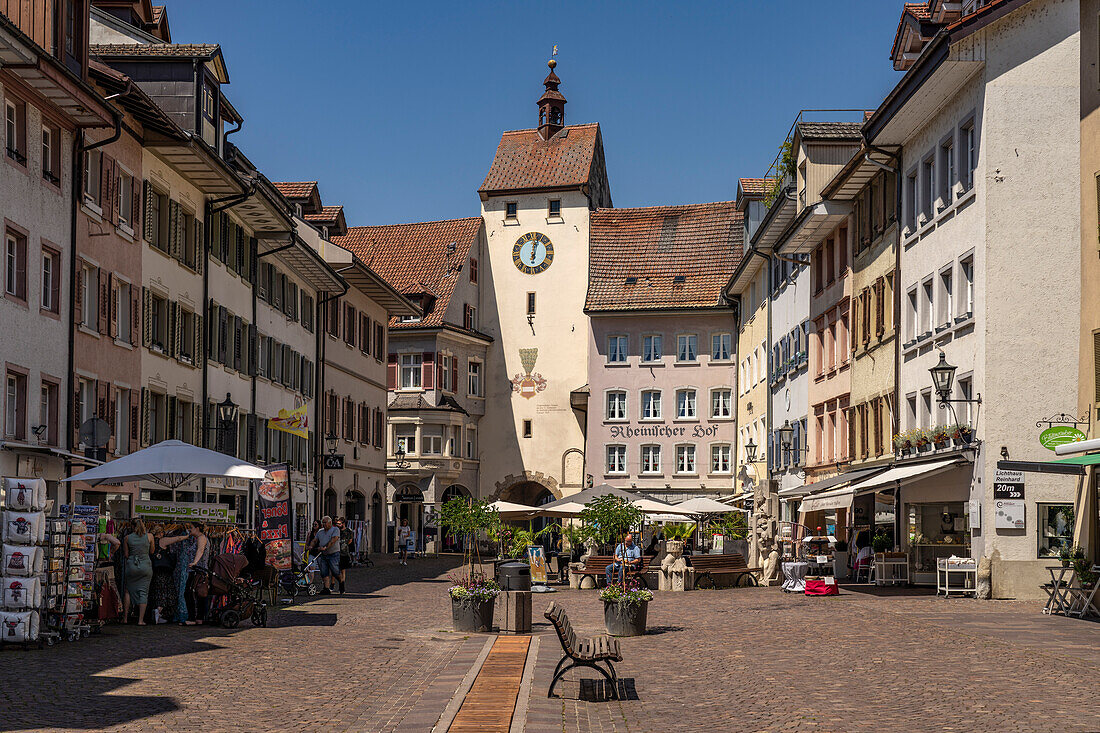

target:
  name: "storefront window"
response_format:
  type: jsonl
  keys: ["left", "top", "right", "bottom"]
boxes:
{"left": 1038, "top": 503, "right": 1074, "bottom": 558}
{"left": 907, "top": 501, "right": 970, "bottom": 584}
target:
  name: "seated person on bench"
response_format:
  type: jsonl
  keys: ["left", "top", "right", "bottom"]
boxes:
{"left": 605, "top": 533, "right": 641, "bottom": 585}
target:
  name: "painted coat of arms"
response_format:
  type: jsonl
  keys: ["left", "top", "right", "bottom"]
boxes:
{"left": 511, "top": 348, "right": 547, "bottom": 399}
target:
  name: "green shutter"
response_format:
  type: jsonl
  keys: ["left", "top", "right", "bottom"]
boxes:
{"left": 143, "top": 181, "right": 155, "bottom": 244}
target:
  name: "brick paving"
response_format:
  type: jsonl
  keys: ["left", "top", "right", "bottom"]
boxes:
{"left": 3, "top": 558, "right": 1100, "bottom": 732}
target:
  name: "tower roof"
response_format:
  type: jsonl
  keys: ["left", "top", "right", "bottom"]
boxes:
{"left": 479, "top": 123, "right": 602, "bottom": 194}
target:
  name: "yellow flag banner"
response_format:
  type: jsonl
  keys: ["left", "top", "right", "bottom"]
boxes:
{"left": 268, "top": 404, "right": 310, "bottom": 438}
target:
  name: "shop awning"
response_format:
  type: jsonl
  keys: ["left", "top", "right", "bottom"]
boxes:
{"left": 779, "top": 467, "right": 886, "bottom": 500}
{"left": 851, "top": 457, "right": 966, "bottom": 495}
{"left": 799, "top": 485, "right": 856, "bottom": 513}
{"left": 1053, "top": 453, "right": 1100, "bottom": 466}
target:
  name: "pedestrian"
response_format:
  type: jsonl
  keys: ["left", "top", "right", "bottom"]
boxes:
{"left": 305, "top": 519, "right": 322, "bottom": 557}
{"left": 161, "top": 522, "right": 210, "bottom": 625}
{"left": 148, "top": 525, "right": 177, "bottom": 623}
{"left": 336, "top": 517, "right": 354, "bottom": 594}
{"left": 397, "top": 518, "right": 413, "bottom": 565}
{"left": 123, "top": 518, "right": 154, "bottom": 625}
{"left": 313, "top": 515, "right": 341, "bottom": 594}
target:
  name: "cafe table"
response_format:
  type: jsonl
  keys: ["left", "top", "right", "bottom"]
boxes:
{"left": 1043, "top": 565, "right": 1076, "bottom": 615}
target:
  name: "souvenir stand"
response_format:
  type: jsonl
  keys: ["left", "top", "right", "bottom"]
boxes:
{"left": 2, "top": 477, "right": 48, "bottom": 647}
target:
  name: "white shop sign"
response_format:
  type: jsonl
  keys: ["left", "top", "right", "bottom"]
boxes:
{"left": 994, "top": 499, "right": 1025, "bottom": 530}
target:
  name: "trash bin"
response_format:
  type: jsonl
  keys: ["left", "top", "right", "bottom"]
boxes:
{"left": 497, "top": 561, "right": 532, "bottom": 591}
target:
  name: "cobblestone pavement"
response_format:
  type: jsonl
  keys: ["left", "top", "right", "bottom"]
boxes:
{"left": 4, "top": 558, "right": 1100, "bottom": 732}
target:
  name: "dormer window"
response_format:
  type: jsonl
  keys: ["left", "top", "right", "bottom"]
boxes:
{"left": 294, "top": 203, "right": 302, "bottom": 217}
{"left": 202, "top": 81, "right": 216, "bottom": 122}
{"left": 322, "top": 226, "right": 329, "bottom": 240}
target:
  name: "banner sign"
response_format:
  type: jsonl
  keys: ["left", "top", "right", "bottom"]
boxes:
{"left": 257, "top": 463, "right": 293, "bottom": 570}
{"left": 527, "top": 545, "right": 547, "bottom": 584}
{"left": 268, "top": 404, "right": 310, "bottom": 439}
{"left": 992, "top": 469, "right": 1025, "bottom": 500}
{"left": 133, "top": 500, "right": 229, "bottom": 523}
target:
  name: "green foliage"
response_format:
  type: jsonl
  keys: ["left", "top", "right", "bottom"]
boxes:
{"left": 562, "top": 523, "right": 593, "bottom": 550}
{"left": 599, "top": 584, "right": 653, "bottom": 605}
{"left": 763, "top": 138, "right": 797, "bottom": 208}
{"left": 504, "top": 524, "right": 559, "bottom": 559}
{"left": 706, "top": 512, "right": 747, "bottom": 540}
{"left": 580, "top": 495, "right": 643, "bottom": 549}
{"left": 661, "top": 522, "right": 695, "bottom": 542}
{"left": 871, "top": 531, "right": 892, "bottom": 553}
{"left": 1074, "top": 557, "right": 1097, "bottom": 588}
{"left": 440, "top": 497, "right": 501, "bottom": 580}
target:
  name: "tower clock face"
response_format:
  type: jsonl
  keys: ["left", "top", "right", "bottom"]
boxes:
{"left": 512, "top": 232, "right": 554, "bottom": 274}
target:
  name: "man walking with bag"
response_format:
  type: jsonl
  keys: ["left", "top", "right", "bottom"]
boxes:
{"left": 314, "top": 516, "right": 341, "bottom": 595}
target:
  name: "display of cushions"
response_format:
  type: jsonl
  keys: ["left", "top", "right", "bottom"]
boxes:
{"left": 3, "top": 512, "right": 44, "bottom": 545}
{"left": 2, "top": 478, "right": 46, "bottom": 512}
{"left": 2, "top": 544, "right": 42, "bottom": 577}
{"left": 1, "top": 576, "right": 40, "bottom": 610}
{"left": 0, "top": 610, "right": 39, "bottom": 642}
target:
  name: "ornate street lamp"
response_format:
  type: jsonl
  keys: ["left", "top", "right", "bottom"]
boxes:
{"left": 325, "top": 432, "right": 339, "bottom": 455}
{"left": 744, "top": 438, "right": 758, "bottom": 464}
{"left": 929, "top": 350, "right": 982, "bottom": 425}
{"left": 778, "top": 420, "right": 794, "bottom": 451}
{"left": 216, "top": 393, "right": 238, "bottom": 454}
{"left": 394, "top": 444, "right": 411, "bottom": 470}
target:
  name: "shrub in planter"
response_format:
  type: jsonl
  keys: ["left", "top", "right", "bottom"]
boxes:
{"left": 950, "top": 424, "right": 974, "bottom": 446}
{"left": 893, "top": 432, "right": 913, "bottom": 455}
{"left": 441, "top": 497, "right": 503, "bottom": 632}
{"left": 930, "top": 425, "right": 951, "bottom": 448}
{"left": 600, "top": 583, "right": 653, "bottom": 636}
{"left": 871, "top": 531, "right": 892, "bottom": 553}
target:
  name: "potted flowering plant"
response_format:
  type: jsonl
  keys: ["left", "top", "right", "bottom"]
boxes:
{"left": 950, "top": 424, "right": 974, "bottom": 446}
{"left": 914, "top": 428, "right": 932, "bottom": 453}
{"left": 930, "top": 425, "right": 951, "bottom": 450}
{"left": 441, "top": 497, "right": 502, "bottom": 632}
{"left": 581, "top": 495, "right": 648, "bottom": 636}
{"left": 893, "top": 432, "right": 914, "bottom": 456}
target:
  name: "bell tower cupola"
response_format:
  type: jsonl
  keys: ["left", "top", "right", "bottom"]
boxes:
{"left": 537, "top": 58, "right": 566, "bottom": 140}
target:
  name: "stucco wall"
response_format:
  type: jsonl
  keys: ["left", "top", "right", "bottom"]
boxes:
{"left": 769, "top": 264, "right": 810, "bottom": 492}
{"left": 737, "top": 268, "right": 769, "bottom": 483}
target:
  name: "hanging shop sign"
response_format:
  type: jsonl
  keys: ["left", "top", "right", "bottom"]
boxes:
{"left": 257, "top": 463, "right": 293, "bottom": 570}
{"left": 323, "top": 455, "right": 345, "bottom": 470}
{"left": 269, "top": 404, "right": 310, "bottom": 439}
{"left": 1039, "top": 426, "right": 1086, "bottom": 451}
{"left": 134, "top": 500, "right": 229, "bottom": 522}
{"left": 992, "top": 469, "right": 1025, "bottom": 500}
{"left": 394, "top": 487, "right": 424, "bottom": 503}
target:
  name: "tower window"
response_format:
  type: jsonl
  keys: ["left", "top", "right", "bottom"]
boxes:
{"left": 527, "top": 292, "right": 536, "bottom": 315}
{"left": 505, "top": 202, "right": 518, "bottom": 220}
{"left": 548, "top": 199, "right": 561, "bottom": 218}
{"left": 523, "top": 419, "right": 532, "bottom": 438}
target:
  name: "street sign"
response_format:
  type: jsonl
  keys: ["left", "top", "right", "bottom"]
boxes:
{"left": 992, "top": 469, "right": 1024, "bottom": 500}
{"left": 323, "top": 454, "right": 345, "bottom": 470}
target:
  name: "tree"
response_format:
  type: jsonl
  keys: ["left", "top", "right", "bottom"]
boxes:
{"left": 580, "top": 495, "right": 643, "bottom": 588}
{"left": 440, "top": 497, "right": 501, "bottom": 584}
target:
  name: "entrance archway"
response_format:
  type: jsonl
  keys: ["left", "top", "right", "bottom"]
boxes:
{"left": 346, "top": 491, "right": 366, "bottom": 521}
{"left": 323, "top": 489, "right": 337, "bottom": 519}
{"left": 439, "top": 484, "right": 472, "bottom": 553}
{"left": 394, "top": 484, "right": 425, "bottom": 554}
{"left": 500, "top": 481, "right": 559, "bottom": 552}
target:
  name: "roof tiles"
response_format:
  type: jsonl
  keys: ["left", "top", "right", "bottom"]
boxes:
{"left": 89, "top": 43, "right": 218, "bottom": 58}
{"left": 333, "top": 218, "right": 482, "bottom": 329}
{"left": 796, "top": 121, "right": 864, "bottom": 141}
{"left": 272, "top": 181, "right": 318, "bottom": 200}
{"left": 480, "top": 123, "right": 600, "bottom": 193}
{"left": 586, "top": 201, "right": 743, "bottom": 312}
{"left": 738, "top": 178, "right": 773, "bottom": 197}
{"left": 303, "top": 205, "right": 343, "bottom": 223}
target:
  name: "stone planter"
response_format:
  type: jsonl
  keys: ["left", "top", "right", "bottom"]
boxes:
{"left": 451, "top": 596, "right": 496, "bottom": 633}
{"left": 603, "top": 600, "right": 648, "bottom": 637}
{"left": 665, "top": 540, "right": 685, "bottom": 558}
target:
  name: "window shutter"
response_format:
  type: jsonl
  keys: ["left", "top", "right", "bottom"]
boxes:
{"left": 248, "top": 237, "right": 258, "bottom": 285}
{"left": 165, "top": 300, "right": 178, "bottom": 358}
{"left": 387, "top": 353, "right": 397, "bottom": 389}
{"left": 96, "top": 268, "right": 108, "bottom": 334}
{"left": 131, "top": 177, "right": 141, "bottom": 240}
{"left": 74, "top": 265, "right": 84, "bottom": 325}
{"left": 219, "top": 214, "right": 229, "bottom": 264}
{"left": 217, "top": 306, "right": 228, "bottom": 364}
{"left": 451, "top": 359, "right": 457, "bottom": 393}
{"left": 232, "top": 315, "right": 243, "bottom": 371}
{"left": 141, "top": 287, "right": 152, "bottom": 347}
{"left": 143, "top": 180, "right": 155, "bottom": 243}
{"left": 1094, "top": 332, "right": 1100, "bottom": 403}
{"left": 246, "top": 414, "right": 257, "bottom": 462}
{"left": 107, "top": 275, "right": 118, "bottom": 339}
{"left": 129, "top": 388, "right": 139, "bottom": 452}
{"left": 247, "top": 324, "right": 258, "bottom": 376}
{"left": 166, "top": 395, "right": 177, "bottom": 440}
{"left": 422, "top": 352, "right": 435, "bottom": 389}
{"left": 140, "top": 387, "right": 150, "bottom": 447}
{"left": 194, "top": 218, "right": 204, "bottom": 274}
{"left": 194, "top": 312, "right": 203, "bottom": 365}
{"left": 100, "top": 154, "right": 113, "bottom": 218}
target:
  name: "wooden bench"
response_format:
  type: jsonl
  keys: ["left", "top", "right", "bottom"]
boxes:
{"left": 687, "top": 553, "right": 760, "bottom": 589}
{"left": 574, "top": 555, "right": 652, "bottom": 588}
{"left": 544, "top": 601, "right": 623, "bottom": 699}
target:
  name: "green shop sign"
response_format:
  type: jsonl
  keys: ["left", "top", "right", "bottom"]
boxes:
{"left": 134, "top": 500, "right": 231, "bottom": 522}
{"left": 1039, "top": 426, "right": 1087, "bottom": 451}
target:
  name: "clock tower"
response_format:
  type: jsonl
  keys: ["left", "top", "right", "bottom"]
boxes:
{"left": 477, "top": 59, "right": 612, "bottom": 504}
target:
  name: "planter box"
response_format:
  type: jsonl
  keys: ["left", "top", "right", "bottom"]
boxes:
{"left": 603, "top": 600, "right": 648, "bottom": 637}
{"left": 451, "top": 596, "right": 496, "bottom": 633}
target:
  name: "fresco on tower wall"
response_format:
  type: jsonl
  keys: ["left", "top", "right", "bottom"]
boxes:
{"left": 511, "top": 348, "right": 548, "bottom": 399}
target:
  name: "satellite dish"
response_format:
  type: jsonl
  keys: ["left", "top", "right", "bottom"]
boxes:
{"left": 79, "top": 418, "right": 111, "bottom": 448}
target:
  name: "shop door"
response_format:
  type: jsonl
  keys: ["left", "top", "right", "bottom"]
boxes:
{"left": 371, "top": 494, "right": 383, "bottom": 553}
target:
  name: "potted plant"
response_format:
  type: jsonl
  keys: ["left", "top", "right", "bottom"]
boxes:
{"left": 562, "top": 524, "right": 591, "bottom": 563}
{"left": 581, "top": 495, "right": 648, "bottom": 636}
{"left": 871, "top": 531, "right": 893, "bottom": 554}
{"left": 833, "top": 539, "right": 849, "bottom": 580}
{"left": 914, "top": 428, "right": 932, "bottom": 453}
{"left": 1073, "top": 556, "right": 1097, "bottom": 589}
{"left": 661, "top": 522, "right": 695, "bottom": 557}
{"left": 930, "top": 425, "right": 951, "bottom": 450}
{"left": 440, "top": 497, "right": 502, "bottom": 632}
{"left": 1060, "top": 544, "right": 1085, "bottom": 569}
{"left": 951, "top": 424, "right": 974, "bottom": 446}
{"left": 893, "top": 432, "right": 914, "bottom": 457}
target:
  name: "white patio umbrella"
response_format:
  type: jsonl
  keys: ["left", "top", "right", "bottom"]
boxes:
{"left": 487, "top": 500, "right": 539, "bottom": 519}
{"left": 62, "top": 440, "right": 268, "bottom": 490}
{"left": 632, "top": 497, "right": 695, "bottom": 516}
{"left": 676, "top": 497, "right": 750, "bottom": 515}
{"left": 535, "top": 501, "right": 587, "bottom": 518}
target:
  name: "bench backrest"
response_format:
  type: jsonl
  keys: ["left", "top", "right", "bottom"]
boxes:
{"left": 687, "top": 553, "right": 749, "bottom": 570}
{"left": 544, "top": 601, "right": 577, "bottom": 652}
{"left": 582, "top": 555, "right": 652, "bottom": 573}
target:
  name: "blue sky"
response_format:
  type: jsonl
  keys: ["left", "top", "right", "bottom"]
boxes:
{"left": 171, "top": 1, "right": 906, "bottom": 226}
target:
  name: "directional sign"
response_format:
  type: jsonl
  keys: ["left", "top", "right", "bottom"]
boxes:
{"left": 992, "top": 469, "right": 1024, "bottom": 500}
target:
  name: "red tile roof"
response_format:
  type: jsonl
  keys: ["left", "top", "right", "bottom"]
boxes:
{"left": 272, "top": 181, "right": 318, "bottom": 200}
{"left": 480, "top": 123, "right": 601, "bottom": 193}
{"left": 905, "top": 2, "right": 932, "bottom": 20}
{"left": 738, "top": 178, "right": 773, "bottom": 197}
{"left": 303, "top": 205, "right": 343, "bottom": 223}
{"left": 586, "top": 202, "right": 743, "bottom": 312}
{"left": 333, "top": 218, "right": 482, "bottom": 329}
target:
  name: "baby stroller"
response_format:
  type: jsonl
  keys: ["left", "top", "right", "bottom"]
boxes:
{"left": 205, "top": 553, "right": 268, "bottom": 628}
{"left": 279, "top": 551, "right": 320, "bottom": 598}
